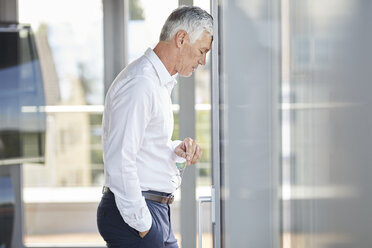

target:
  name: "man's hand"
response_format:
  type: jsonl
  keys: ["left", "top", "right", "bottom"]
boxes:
{"left": 174, "top": 137, "right": 202, "bottom": 165}
{"left": 139, "top": 229, "right": 150, "bottom": 238}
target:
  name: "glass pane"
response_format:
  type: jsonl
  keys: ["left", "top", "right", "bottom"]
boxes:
{"left": 219, "top": 0, "right": 281, "bottom": 247}
{"left": 193, "top": 1, "right": 213, "bottom": 247}
{"left": 284, "top": 0, "right": 372, "bottom": 247}
{"left": 128, "top": 0, "right": 178, "bottom": 63}
{"left": 18, "top": 0, "right": 104, "bottom": 245}
{"left": 194, "top": 0, "right": 212, "bottom": 187}
{"left": 0, "top": 25, "right": 46, "bottom": 164}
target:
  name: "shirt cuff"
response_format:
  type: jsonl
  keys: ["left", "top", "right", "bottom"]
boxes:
{"left": 116, "top": 196, "right": 152, "bottom": 232}
{"left": 171, "top": 140, "right": 187, "bottom": 163}
{"left": 134, "top": 207, "right": 152, "bottom": 232}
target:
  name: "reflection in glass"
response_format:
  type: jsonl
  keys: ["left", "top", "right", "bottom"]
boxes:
{"left": 0, "top": 24, "right": 46, "bottom": 165}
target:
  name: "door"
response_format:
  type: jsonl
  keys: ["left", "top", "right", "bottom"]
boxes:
{"left": 197, "top": 1, "right": 282, "bottom": 247}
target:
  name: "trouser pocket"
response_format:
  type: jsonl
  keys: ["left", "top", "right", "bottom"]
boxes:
{"left": 97, "top": 195, "right": 140, "bottom": 247}
{"left": 140, "top": 201, "right": 167, "bottom": 248}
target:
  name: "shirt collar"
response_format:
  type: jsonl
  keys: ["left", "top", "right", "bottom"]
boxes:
{"left": 144, "top": 48, "right": 177, "bottom": 87}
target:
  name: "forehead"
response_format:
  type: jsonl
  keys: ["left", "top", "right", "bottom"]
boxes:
{"left": 193, "top": 31, "right": 212, "bottom": 49}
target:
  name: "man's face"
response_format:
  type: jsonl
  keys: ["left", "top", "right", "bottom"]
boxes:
{"left": 176, "top": 31, "right": 212, "bottom": 77}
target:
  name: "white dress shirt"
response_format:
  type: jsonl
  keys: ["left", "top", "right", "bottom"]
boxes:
{"left": 102, "top": 48, "right": 186, "bottom": 232}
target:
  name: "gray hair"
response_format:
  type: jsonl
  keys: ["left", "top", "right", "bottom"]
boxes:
{"left": 160, "top": 6, "right": 213, "bottom": 44}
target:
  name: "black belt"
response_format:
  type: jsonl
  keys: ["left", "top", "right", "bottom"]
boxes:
{"left": 102, "top": 186, "right": 174, "bottom": 205}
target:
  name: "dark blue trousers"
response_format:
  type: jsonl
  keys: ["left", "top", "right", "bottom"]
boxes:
{"left": 97, "top": 190, "right": 178, "bottom": 248}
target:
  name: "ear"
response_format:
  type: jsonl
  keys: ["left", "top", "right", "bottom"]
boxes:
{"left": 175, "top": 30, "right": 189, "bottom": 48}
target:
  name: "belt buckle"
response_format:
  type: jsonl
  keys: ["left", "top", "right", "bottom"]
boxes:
{"left": 167, "top": 195, "right": 174, "bottom": 204}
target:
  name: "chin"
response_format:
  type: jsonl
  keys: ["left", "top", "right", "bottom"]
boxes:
{"left": 179, "top": 70, "right": 193, "bottom": 78}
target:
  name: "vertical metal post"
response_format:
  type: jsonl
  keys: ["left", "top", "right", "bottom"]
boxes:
{"left": 179, "top": 73, "right": 196, "bottom": 248}
{"left": 178, "top": 74, "right": 196, "bottom": 248}
{"left": 103, "top": 0, "right": 128, "bottom": 95}
{"left": 210, "top": 1, "right": 221, "bottom": 247}
{"left": 178, "top": 1, "right": 196, "bottom": 248}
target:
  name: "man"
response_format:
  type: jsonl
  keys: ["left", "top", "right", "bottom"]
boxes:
{"left": 97, "top": 6, "right": 213, "bottom": 248}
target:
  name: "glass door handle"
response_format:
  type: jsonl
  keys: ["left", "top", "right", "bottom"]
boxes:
{"left": 198, "top": 196, "right": 212, "bottom": 248}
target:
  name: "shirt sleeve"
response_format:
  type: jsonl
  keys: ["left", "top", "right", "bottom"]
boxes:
{"left": 105, "top": 77, "right": 154, "bottom": 232}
